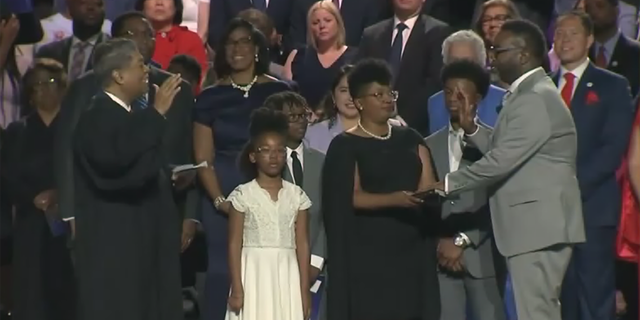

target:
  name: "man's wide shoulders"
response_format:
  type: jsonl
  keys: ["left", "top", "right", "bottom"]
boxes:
{"left": 362, "top": 18, "right": 392, "bottom": 37}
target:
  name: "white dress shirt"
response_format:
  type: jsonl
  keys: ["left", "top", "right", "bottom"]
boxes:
{"left": 391, "top": 15, "right": 419, "bottom": 57}
{"left": 286, "top": 144, "right": 324, "bottom": 274}
{"left": 448, "top": 124, "right": 466, "bottom": 172}
{"left": 557, "top": 58, "right": 590, "bottom": 99}
{"left": 444, "top": 67, "right": 544, "bottom": 193}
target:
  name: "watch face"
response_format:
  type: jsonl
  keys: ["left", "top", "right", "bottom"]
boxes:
{"left": 454, "top": 236, "right": 464, "bottom": 247}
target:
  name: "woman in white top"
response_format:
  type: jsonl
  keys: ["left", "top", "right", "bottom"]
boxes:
{"left": 181, "top": 0, "right": 209, "bottom": 42}
{"left": 225, "top": 107, "right": 311, "bottom": 320}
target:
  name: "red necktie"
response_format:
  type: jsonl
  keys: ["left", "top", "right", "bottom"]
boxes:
{"left": 596, "top": 46, "right": 607, "bottom": 68}
{"left": 561, "top": 72, "right": 575, "bottom": 108}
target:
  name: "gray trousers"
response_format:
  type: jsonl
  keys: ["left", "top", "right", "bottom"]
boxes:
{"left": 438, "top": 271, "right": 505, "bottom": 320}
{"left": 507, "top": 244, "right": 573, "bottom": 320}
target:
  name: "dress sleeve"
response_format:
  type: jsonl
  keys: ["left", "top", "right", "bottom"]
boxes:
{"left": 227, "top": 185, "right": 247, "bottom": 213}
{"left": 322, "top": 134, "right": 356, "bottom": 320}
{"left": 193, "top": 88, "right": 215, "bottom": 126}
{"left": 297, "top": 186, "right": 312, "bottom": 211}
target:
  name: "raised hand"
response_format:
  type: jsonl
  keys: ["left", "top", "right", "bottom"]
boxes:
{"left": 455, "top": 85, "right": 478, "bottom": 134}
{"left": 153, "top": 74, "right": 182, "bottom": 115}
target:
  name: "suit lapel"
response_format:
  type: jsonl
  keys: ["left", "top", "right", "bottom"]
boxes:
{"left": 432, "top": 129, "right": 450, "bottom": 180}
{"left": 396, "top": 15, "right": 424, "bottom": 83}
{"left": 85, "top": 33, "right": 107, "bottom": 71}
{"left": 608, "top": 35, "right": 627, "bottom": 71}
{"left": 570, "top": 63, "right": 595, "bottom": 111}
{"left": 62, "top": 38, "right": 73, "bottom": 70}
{"left": 374, "top": 20, "right": 394, "bottom": 60}
{"left": 302, "top": 146, "right": 317, "bottom": 191}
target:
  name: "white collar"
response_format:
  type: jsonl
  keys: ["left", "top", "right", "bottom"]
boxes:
{"left": 286, "top": 143, "right": 304, "bottom": 156}
{"left": 72, "top": 33, "right": 101, "bottom": 47}
{"left": 104, "top": 91, "right": 132, "bottom": 112}
{"left": 508, "top": 67, "right": 543, "bottom": 93}
{"left": 560, "top": 58, "right": 590, "bottom": 81}
{"left": 393, "top": 14, "right": 419, "bottom": 30}
{"left": 448, "top": 122, "right": 464, "bottom": 135}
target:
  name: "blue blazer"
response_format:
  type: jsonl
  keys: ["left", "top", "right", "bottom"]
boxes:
{"left": 551, "top": 63, "right": 634, "bottom": 227}
{"left": 427, "top": 84, "right": 505, "bottom": 134}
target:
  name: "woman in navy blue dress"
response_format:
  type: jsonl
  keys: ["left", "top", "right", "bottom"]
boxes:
{"left": 193, "top": 18, "right": 290, "bottom": 320}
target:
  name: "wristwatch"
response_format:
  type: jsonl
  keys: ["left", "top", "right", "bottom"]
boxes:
{"left": 453, "top": 233, "right": 469, "bottom": 248}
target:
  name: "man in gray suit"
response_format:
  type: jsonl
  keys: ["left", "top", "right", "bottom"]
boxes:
{"left": 430, "top": 20, "right": 585, "bottom": 320}
{"left": 426, "top": 60, "right": 505, "bottom": 320}
{"left": 263, "top": 92, "right": 327, "bottom": 320}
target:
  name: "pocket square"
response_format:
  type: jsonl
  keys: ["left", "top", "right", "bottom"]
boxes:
{"left": 586, "top": 91, "right": 600, "bottom": 105}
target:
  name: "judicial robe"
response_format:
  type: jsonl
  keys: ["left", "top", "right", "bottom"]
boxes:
{"left": 72, "top": 93, "right": 182, "bottom": 320}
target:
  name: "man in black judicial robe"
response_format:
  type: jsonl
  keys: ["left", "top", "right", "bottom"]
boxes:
{"left": 73, "top": 38, "right": 184, "bottom": 320}
{"left": 54, "top": 12, "right": 199, "bottom": 248}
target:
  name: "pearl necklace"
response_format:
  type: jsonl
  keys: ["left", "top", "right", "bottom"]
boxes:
{"left": 230, "top": 75, "right": 257, "bottom": 98}
{"left": 357, "top": 119, "right": 392, "bottom": 140}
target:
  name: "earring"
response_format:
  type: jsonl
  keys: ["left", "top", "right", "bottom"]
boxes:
{"left": 255, "top": 53, "right": 259, "bottom": 62}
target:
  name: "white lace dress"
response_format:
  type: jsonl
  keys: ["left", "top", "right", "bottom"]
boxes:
{"left": 225, "top": 179, "right": 312, "bottom": 320}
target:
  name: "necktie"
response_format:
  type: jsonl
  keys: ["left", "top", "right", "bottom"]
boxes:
{"left": 69, "top": 42, "right": 89, "bottom": 81}
{"left": 561, "top": 72, "right": 575, "bottom": 108}
{"left": 449, "top": 130, "right": 464, "bottom": 171}
{"left": 388, "top": 23, "right": 407, "bottom": 77}
{"left": 133, "top": 94, "right": 149, "bottom": 110}
{"left": 595, "top": 46, "right": 607, "bottom": 68}
{"left": 253, "top": 0, "right": 267, "bottom": 11}
{"left": 291, "top": 151, "right": 303, "bottom": 187}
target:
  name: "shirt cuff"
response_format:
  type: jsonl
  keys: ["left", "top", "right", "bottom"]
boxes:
{"left": 458, "top": 232, "right": 472, "bottom": 245}
{"left": 310, "top": 255, "right": 325, "bottom": 270}
{"left": 63, "top": 217, "right": 74, "bottom": 221}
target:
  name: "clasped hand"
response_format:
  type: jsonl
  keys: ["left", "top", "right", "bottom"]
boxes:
{"left": 437, "top": 238, "right": 465, "bottom": 273}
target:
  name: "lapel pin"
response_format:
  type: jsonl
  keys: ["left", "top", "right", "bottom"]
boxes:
{"left": 587, "top": 82, "right": 593, "bottom": 87}
{"left": 612, "top": 61, "right": 618, "bottom": 67}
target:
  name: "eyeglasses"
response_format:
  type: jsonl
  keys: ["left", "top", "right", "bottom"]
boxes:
{"left": 362, "top": 90, "right": 399, "bottom": 102}
{"left": 286, "top": 111, "right": 312, "bottom": 123}
{"left": 489, "top": 45, "right": 522, "bottom": 57}
{"left": 225, "top": 37, "right": 253, "bottom": 48}
{"left": 256, "top": 147, "right": 286, "bottom": 157}
{"left": 481, "top": 14, "right": 510, "bottom": 25}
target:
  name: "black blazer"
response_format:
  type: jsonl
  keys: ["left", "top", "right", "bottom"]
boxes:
{"left": 35, "top": 33, "right": 109, "bottom": 72}
{"left": 289, "top": 0, "right": 391, "bottom": 48}
{"left": 356, "top": 14, "right": 453, "bottom": 135}
{"left": 54, "top": 66, "right": 198, "bottom": 221}
{"left": 589, "top": 35, "right": 640, "bottom": 99}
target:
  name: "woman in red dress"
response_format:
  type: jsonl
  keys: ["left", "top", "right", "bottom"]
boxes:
{"left": 619, "top": 97, "right": 640, "bottom": 319}
{"left": 135, "top": 0, "right": 208, "bottom": 89}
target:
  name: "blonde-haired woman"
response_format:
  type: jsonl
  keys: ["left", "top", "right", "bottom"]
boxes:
{"left": 284, "top": 0, "right": 356, "bottom": 112}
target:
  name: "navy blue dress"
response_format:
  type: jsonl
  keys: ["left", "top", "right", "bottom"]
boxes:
{"left": 193, "top": 80, "right": 291, "bottom": 320}
{"left": 291, "top": 47, "right": 357, "bottom": 110}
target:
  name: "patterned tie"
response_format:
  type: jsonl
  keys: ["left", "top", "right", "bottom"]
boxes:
{"left": 253, "top": 0, "right": 267, "bottom": 11}
{"left": 69, "top": 42, "right": 89, "bottom": 81}
{"left": 388, "top": 23, "right": 407, "bottom": 78}
{"left": 561, "top": 72, "right": 575, "bottom": 108}
{"left": 595, "top": 46, "right": 607, "bottom": 68}
{"left": 291, "top": 151, "right": 303, "bottom": 187}
{"left": 133, "top": 94, "right": 149, "bottom": 111}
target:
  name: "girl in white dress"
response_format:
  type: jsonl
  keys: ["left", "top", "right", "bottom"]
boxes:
{"left": 225, "top": 108, "right": 311, "bottom": 320}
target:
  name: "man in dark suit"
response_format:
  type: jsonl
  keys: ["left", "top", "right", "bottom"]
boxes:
{"left": 54, "top": 11, "right": 199, "bottom": 247}
{"left": 36, "top": 0, "right": 109, "bottom": 81}
{"left": 586, "top": 0, "right": 640, "bottom": 98}
{"left": 552, "top": 11, "right": 635, "bottom": 320}
{"left": 289, "top": 0, "right": 391, "bottom": 47}
{"left": 356, "top": 0, "right": 453, "bottom": 135}
{"left": 208, "top": 0, "right": 294, "bottom": 60}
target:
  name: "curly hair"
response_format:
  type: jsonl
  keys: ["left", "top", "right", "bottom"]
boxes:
{"left": 347, "top": 59, "right": 392, "bottom": 100}
{"left": 237, "top": 107, "right": 289, "bottom": 179}
{"left": 440, "top": 60, "right": 491, "bottom": 99}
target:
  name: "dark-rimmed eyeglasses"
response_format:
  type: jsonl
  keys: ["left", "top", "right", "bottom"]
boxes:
{"left": 362, "top": 90, "right": 399, "bottom": 102}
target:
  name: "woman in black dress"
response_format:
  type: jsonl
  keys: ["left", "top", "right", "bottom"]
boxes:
{"left": 0, "top": 59, "right": 74, "bottom": 320}
{"left": 322, "top": 59, "right": 441, "bottom": 320}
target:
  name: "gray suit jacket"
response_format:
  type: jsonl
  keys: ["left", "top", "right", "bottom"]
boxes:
{"left": 283, "top": 145, "right": 326, "bottom": 262}
{"left": 426, "top": 127, "right": 496, "bottom": 278}
{"left": 447, "top": 68, "right": 585, "bottom": 257}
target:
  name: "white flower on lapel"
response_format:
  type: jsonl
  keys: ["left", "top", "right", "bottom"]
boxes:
{"left": 612, "top": 61, "right": 618, "bottom": 67}
{"left": 587, "top": 82, "right": 593, "bottom": 87}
